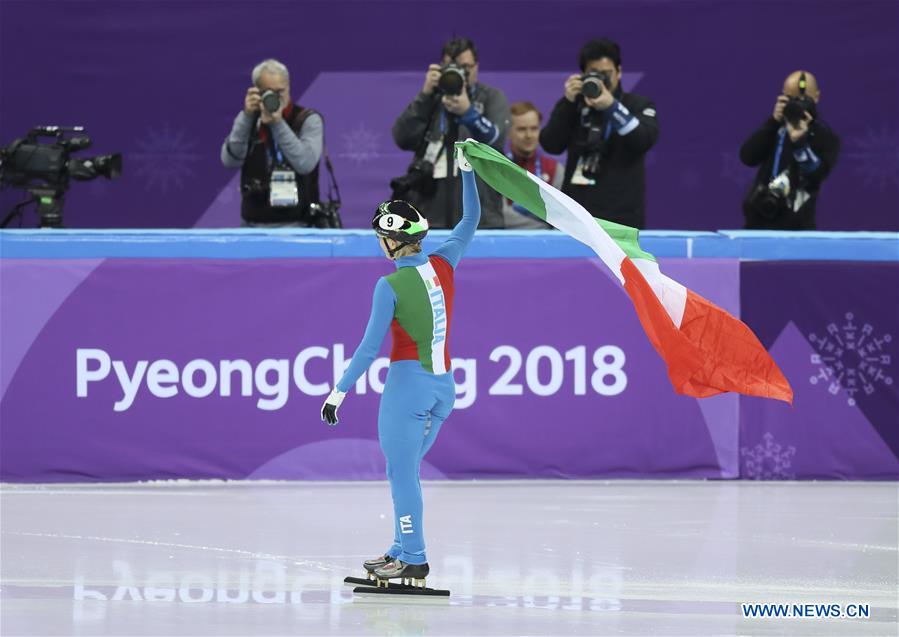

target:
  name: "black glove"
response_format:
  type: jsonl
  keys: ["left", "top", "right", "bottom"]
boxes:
{"left": 321, "top": 388, "right": 346, "bottom": 426}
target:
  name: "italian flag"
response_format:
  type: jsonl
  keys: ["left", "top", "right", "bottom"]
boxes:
{"left": 457, "top": 140, "right": 792, "bottom": 403}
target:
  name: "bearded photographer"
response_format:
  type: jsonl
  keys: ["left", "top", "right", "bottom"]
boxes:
{"left": 740, "top": 70, "right": 840, "bottom": 230}
{"left": 539, "top": 38, "right": 658, "bottom": 229}
{"left": 392, "top": 37, "right": 510, "bottom": 228}
{"left": 221, "top": 59, "right": 324, "bottom": 227}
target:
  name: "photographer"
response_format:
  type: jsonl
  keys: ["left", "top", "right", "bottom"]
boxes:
{"left": 740, "top": 70, "right": 840, "bottom": 230}
{"left": 221, "top": 59, "right": 323, "bottom": 227}
{"left": 540, "top": 39, "right": 658, "bottom": 229}
{"left": 392, "top": 37, "right": 510, "bottom": 228}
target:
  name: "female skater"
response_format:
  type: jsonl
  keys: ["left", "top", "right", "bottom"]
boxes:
{"left": 320, "top": 145, "right": 480, "bottom": 584}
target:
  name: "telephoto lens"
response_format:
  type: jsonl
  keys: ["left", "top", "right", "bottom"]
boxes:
{"left": 437, "top": 64, "right": 466, "bottom": 96}
{"left": 783, "top": 96, "right": 815, "bottom": 127}
{"left": 261, "top": 90, "right": 281, "bottom": 113}
{"left": 580, "top": 71, "right": 610, "bottom": 99}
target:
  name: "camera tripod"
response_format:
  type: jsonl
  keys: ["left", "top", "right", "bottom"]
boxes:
{"left": 0, "top": 187, "right": 65, "bottom": 228}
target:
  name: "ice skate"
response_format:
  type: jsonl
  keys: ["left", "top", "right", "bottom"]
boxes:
{"left": 373, "top": 560, "right": 429, "bottom": 587}
{"left": 363, "top": 553, "right": 394, "bottom": 574}
{"left": 343, "top": 554, "right": 397, "bottom": 587}
{"left": 348, "top": 560, "right": 448, "bottom": 597}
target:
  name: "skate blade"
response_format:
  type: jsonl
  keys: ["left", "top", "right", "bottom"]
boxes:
{"left": 343, "top": 576, "right": 379, "bottom": 587}
{"left": 352, "top": 585, "right": 449, "bottom": 597}
{"left": 344, "top": 576, "right": 424, "bottom": 591}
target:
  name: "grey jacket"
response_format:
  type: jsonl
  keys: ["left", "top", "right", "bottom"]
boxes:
{"left": 392, "top": 83, "right": 510, "bottom": 228}
{"left": 221, "top": 110, "right": 323, "bottom": 175}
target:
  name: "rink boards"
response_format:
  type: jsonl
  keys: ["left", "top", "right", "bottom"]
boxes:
{"left": 1, "top": 230, "right": 897, "bottom": 481}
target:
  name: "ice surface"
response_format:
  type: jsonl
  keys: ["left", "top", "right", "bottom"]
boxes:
{"left": 1, "top": 480, "right": 896, "bottom": 636}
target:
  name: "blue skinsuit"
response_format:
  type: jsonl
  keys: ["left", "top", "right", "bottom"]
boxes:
{"left": 336, "top": 170, "right": 480, "bottom": 564}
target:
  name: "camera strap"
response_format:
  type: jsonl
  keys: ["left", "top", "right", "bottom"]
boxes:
{"left": 581, "top": 107, "right": 614, "bottom": 142}
{"left": 771, "top": 128, "right": 787, "bottom": 179}
{"left": 321, "top": 148, "right": 341, "bottom": 208}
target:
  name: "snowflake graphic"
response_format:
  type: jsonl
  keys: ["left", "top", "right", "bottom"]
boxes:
{"left": 340, "top": 123, "right": 381, "bottom": 163}
{"left": 844, "top": 123, "right": 899, "bottom": 190}
{"left": 741, "top": 432, "right": 797, "bottom": 480}
{"left": 132, "top": 124, "right": 203, "bottom": 193}
{"left": 719, "top": 151, "right": 752, "bottom": 187}
{"left": 808, "top": 312, "right": 894, "bottom": 407}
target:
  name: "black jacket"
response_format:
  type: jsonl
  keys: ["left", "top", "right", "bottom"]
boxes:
{"left": 240, "top": 105, "right": 320, "bottom": 224}
{"left": 739, "top": 117, "right": 840, "bottom": 230}
{"left": 540, "top": 89, "right": 658, "bottom": 228}
{"left": 392, "top": 83, "right": 509, "bottom": 229}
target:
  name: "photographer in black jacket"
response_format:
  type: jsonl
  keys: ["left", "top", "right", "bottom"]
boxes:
{"left": 740, "top": 70, "right": 840, "bottom": 230}
{"left": 540, "top": 39, "right": 658, "bottom": 229}
{"left": 392, "top": 37, "right": 510, "bottom": 228}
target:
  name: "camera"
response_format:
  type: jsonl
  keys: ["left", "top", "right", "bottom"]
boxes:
{"left": 581, "top": 151, "right": 603, "bottom": 181}
{"left": 783, "top": 95, "right": 816, "bottom": 127}
{"left": 390, "top": 158, "right": 435, "bottom": 197}
{"left": 0, "top": 126, "right": 121, "bottom": 188}
{"left": 261, "top": 90, "right": 281, "bottom": 113}
{"left": 308, "top": 201, "right": 343, "bottom": 229}
{"left": 241, "top": 177, "right": 266, "bottom": 196}
{"left": 581, "top": 71, "right": 612, "bottom": 99}
{"left": 782, "top": 71, "right": 817, "bottom": 128}
{"left": 437, "top": 63, "right": 467, "bottom": 96}
{"left": 747, "top": 172, "right": 791, "bottom": 219}
{"left": 577, "top": 118, "right": 608, "bottom": 181}
{"left": 0, "top": 126, "right": 122, "bottom": 228}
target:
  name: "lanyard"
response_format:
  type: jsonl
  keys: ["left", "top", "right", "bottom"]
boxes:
{"left": 599, "top": 104, "right": 619, "bottom": 141}
{"left": 270, "top": 137, "right": 284, "bottom": 167}
{"left": 261, "top": 122, "right": 285, "bottom": 168}
{"left": 599, "top": 113, "right": 614, "bottom": 141}
{"left": 772, "top": 128, "right": 787, "bottom": 178}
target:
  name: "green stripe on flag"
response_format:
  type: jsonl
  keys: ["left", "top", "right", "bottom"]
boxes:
{"left": 456, "top": 141, "right": 548, "bottom": 221}
{"left": 596, "top": 219, "right": 656, "bottom": 263}
{"left": 458, "top": 140, "right": 655, "bottom": 263}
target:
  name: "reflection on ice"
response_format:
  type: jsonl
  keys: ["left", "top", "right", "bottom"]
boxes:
{"left": 2, "top": 481, "right": 896, "bottom": 636}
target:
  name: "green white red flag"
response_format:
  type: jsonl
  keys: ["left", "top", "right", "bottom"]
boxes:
{"left": 457, "top": 140, "right": 792, "bottom": 402}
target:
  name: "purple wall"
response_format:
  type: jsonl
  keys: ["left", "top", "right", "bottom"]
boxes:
{"left": 1, "top": 0, "right": 897, "bottom": 230}
{"left": 739, "top": 261, "right": 899, "bottom": 479}
{"left": 1, "top": 254, "right": 896, "bottom": 482}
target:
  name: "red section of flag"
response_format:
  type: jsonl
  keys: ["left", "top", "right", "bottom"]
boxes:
{"left": 620, "top": 257, "right": 793, "bottom": 403}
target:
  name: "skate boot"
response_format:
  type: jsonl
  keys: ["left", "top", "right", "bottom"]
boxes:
{"left": 372, "top": 560, "right": 430, "bottom": 588}
{"left": 362, "top": 554, "right": 394, "bottom": 579}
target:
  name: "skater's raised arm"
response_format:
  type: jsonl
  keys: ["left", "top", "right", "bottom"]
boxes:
{"left": 432, "top": 145, "right": 480, "bottom": 269}
{"left": 321, "top": 278, "right": 395, "bottom": 424}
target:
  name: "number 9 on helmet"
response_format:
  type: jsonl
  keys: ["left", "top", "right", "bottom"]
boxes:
{"left": 372, "top": 200, "right": 429, "bottom": 244}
